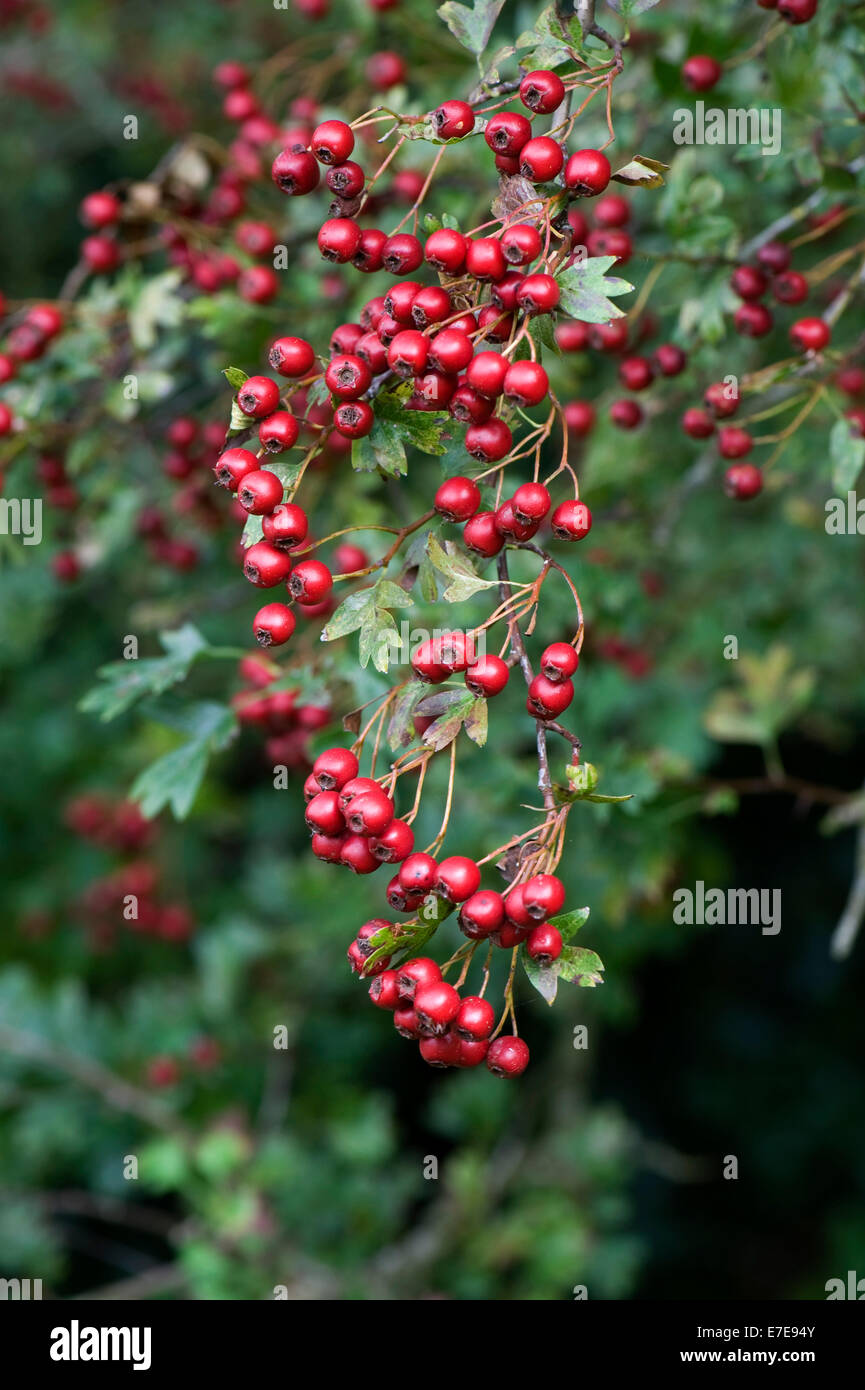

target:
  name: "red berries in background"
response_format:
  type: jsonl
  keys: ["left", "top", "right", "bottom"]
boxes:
{"left": 682, "top": 55, "right": 722, "bottom": 92}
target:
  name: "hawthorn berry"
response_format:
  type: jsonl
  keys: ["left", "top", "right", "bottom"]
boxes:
{"left": 311, "top": 119, "right": 354, "bottom": 165}
{"left": 272, "top": 148, "right": 320, "bottom": 195}
{"left": 369, "top": 970, "right": 401, "bottom": 1010}
{"left": 339, "top": 776, "right": 381, "bottom": 809}
{"left": 318, "top": 218, "right": 362, "bottom": 263}
{"left": 757, "top": 240, "right": 791, "bottom": 273}
{"left": 504, "top": 362, "right": 549, "bottom": 408}
{"left": 495, "top": 500, "right": 537, "bottom": 543}
{"left": 388, "top": 329, "right": 429, "bottom": 377}
{"left": 419, "top": 1032, "right": 462, "bottom": 1067}
{"left": 398, "top": 853, "right": 440, "bottom": 896}
{"left": 520, "top": 136, "right": 564, "bottom": 183}
{"left": 238, "top": 376, "right": 281, "bottom": 418}
{"left": 306, "top": 790, "right": 346, "bottom": 836}
{"left": 334, "top": 400, "right": 374, "bottom": 437}
{"left": 425, "top": 228, "right": 468, "bottom": 274}
{"left": 527, "top": 923, "right": 563, "bottom": 964}
{"left": 564, "top": 148, "right": 611, "bottom": 196}
{"left": 435, "top": 856, "right": 481, "bottom": 903}
{"left": 81, "top": 190, "right": 121, "bottom": 228}
{"left": 501, "top": 223, "right": 542, "bottom": 265}
{"left": 387, "top": 875, "right": 426, "bottom": 912}
{"left": 345, "top": 789, "right": 395, "bottom": 837}
{"left": 455, "top": 995, "right": 496, "bottom": 1040}
{"left": 682, "top": 55, "right": 722, "bottom": 91}
{"left": 589, "top": 318, "right": 630, "bottom": 353}
{"left": 448, "top": 384, "right": 492, "bottom": 424}
{"left": 326, "top": 160, "right": 366, "bottom": 199}
{"left": 466, "top": 237, "right": 507, "bottom": 283}
{"left": 366, "top": 51, "right": 406, "bottom": 90}
{"left": 393, "top": 1004, "right": 421, "bottom": 1038}
{"left": 730, "top": 265, "right": 768, "bottom": 301}
{"left": 465, "top": 654, "right": 510, "bottom": 697}
{"left": 593, "top": 194, "right": 630, "bottom": 228}
{"left": 718, "top": 426, "right": 753, "bottom": 459}
{"left": 564, "top": 400, "right": 596, "bottom": 436}
{"left": 517, "top": 274, "right": 560, "bottom": 316}
{"left": 512, "top": 481, "right": 551, "bottom": 524}
{"left": 313, "top": 747, "right": 359, "bottom": 792}
{"left": 734, "top": 302, "right": 773, "bottom": 337}
{"left": 432, "top": 99, "right": 475, "bottom": 139}
{"left": 777, "top": 0, "right": 818, "bottom": 22}
{"left": 253, "top": 603, "right": 296, "bottom": 648}
{"left": 353, "top": 228, "right": 388, "bottom": 273}
{"left": 466, "top": 418, "right": 513, "bottom": 463}
{"left": 463, "top": 511, "right": 505, "bottom": 557}
{"left": 214, "top": 447, "right": 259, "bottom": 490}
{"left": 259, "top": 412, "right": 299, "bottom": 453}
{"left": 411, "top": 285, "right": 452, "bottom": 329}
{"left": 269, "top": 336, "right": 315, "bottom": 378}
{"left": 289, "top": 559, "right": 333, "bottom": 605}
{"left": 519, "top": 69, "right": 565, "bottom": 114}
{"left": 527, "top": 674, "right": 574, "bottom": 719}
{"left": 311, "top": 829, "right": 343, "bottom": 863}
{"left": 414, "top": 981, "right": 461, "bottom": 1035}
{"left": 382, "top": 233, "right": 424, "bottom": 275}
{"left": 790, "top": 317, "right": 830, "bottom": 352}
{"left": 477, "top": 304, "right": 513, "bottom": 341}
{"left": 339, "top": 834, "right": 381, "bottom": 874}
{"left": 704, "top": 381, "right": 739, "bottom": 418}
{"left": 486, "top": 1035, "right": 530, "bottom": 1077}
{"left": 652, "top": 343, "right": 687, "bottom": 377}
{"left": 239, "top": 469, "right": 284, "bottom": 515}
{"left": 397, "top": 956, "right": 442, "bottom": 1000}
{"left": 457, "top": 1037, "right": 490, "bottom": 1068}
{"left": 724, "top": 463, "right": 763, "bottom": 499}
{"left": 370, "top": 818, "right": 414, "bottom": 863}
{"left": 261, "top": 502, "right": 309, "bottom": 549}
{"left": 243, "top": 542, "right": 293, "bottom": 588}
{"left": 82, "top": 235, "right": 120, "bottom": 273}
{"left": 556, "top": 321, "right": 590, "bottom": 353}
{"left": 618, "top": 356, "right": 655, "bottom": 391}
{"left": 772, "top": 270, "right": 809, "bottom": 304}
{"left": 490, "top": 270, "right": 525, "bottom": 312}
{"left": 325, "top": 354, "right": 372, "bottom": 400}
{"left": 238, "top": 265, "right": 279, "bottom": 304}
{"left": 428, "top": 328, "right": 474, "bottom": 374}
{"left": 523, "top": 873, "right": 565, "bottom": 920}
{"left": 459, "top": 890, "right": 505, "bottom": 939}
{"left": 485, "top": 111, "right": 532, "bottom": 156}
{"left": 541, "top": 643, "right": 579, "bottom": 682}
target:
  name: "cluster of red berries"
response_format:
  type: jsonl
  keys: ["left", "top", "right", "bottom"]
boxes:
{"left": 299, "top": 744, "right": 575, "bottom": 1073}
{"left": 146, "top": 1036, "right": 222, "bottom": 1089}
{"left": 232, "top": 651, "right": 332, "bottom": 772}
{"left": 63, "top": 794, "right": 194, "bottom": 951}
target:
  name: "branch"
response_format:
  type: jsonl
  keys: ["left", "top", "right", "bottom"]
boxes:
{"left": 497, "top": 550, "right": 555, "bottom": 811}
{"left": 571, "top": 0, "right": 624, "bottom": 66}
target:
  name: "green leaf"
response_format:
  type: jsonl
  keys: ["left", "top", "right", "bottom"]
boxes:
{"left": 521, "top": 931, "right": 604, "bottom": 1005}
{"left": 387, "top": 679, "right": 427, "bottom": 751}
{"left": 426, "top": 534, "right": 498, "bottom": 601}
{"left": 606, "top": 0, "right": 661, "bottom": 15}
{"left": 830, "top": 418, "right": 865, "bottom": 492}
{"left": 128, "top": 269, "right": 184, "bottom": 351}
{"left": 556, "top": 256, "right": 634, "bottom": 324}
{"left": 611, "top": 154, "right": 670, "bottom": 188}
{"left": 321, "top": 589, "right": 376, "bottom": 642}
{"left": 437, "top": 0, "right": 505, "bottom": 56}
{"left": 464, "top": 695, "right": 488, "bottom": 747}
{"left": 352, "top": 416, "right": 407, "bottom": 478}
{"left": 548, "top": 906, "right": 590, "bottom": 941}
{"left": 375, "top": 578, "right": 416, "bottom": 610}
{"left": 528, "top": 314, "right": 560, "bottom": 356}
{"left": 420, "top": 689, "right": 477, "bottom": 750}
{"left": 130, "top": 702, "right": 236, "bottom": 820}
{"left": 222, "top": 366, "right": 250, "bottom": 391}
{"left": 79, "top": 625, "right": 209, "bottom": 722}
{"left": 374, "top": 385, "right": 451, "bottom": 454}
{"left": 359, "top": 607, "right": 398, "bottom": 673}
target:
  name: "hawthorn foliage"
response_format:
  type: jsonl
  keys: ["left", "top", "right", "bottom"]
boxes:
{"left": 0, "top": 0, "right": 863, "bottom": 1297}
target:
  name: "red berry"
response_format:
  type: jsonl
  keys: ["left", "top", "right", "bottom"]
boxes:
{"left": 414, "top": 981, "right": 461, "bottom": 1035}
{"left": 312, "top": 748, "right": 358, "bottom": 793}
{"left": 718, "top": 426, "right": 753, "bottom": 459}
{"left": 610, "top": 398, "right": 643, "bottom": 433}
{"left": 339, "top": 834, "right": 381, "bottom": 874}
{"left": 457, "top": 1037, "right": 490, "bottom": 1067}
{"left": 504, "top": 361, "right": 549, "bottom": 408}
{"left": 459, "top": 890, "right": 505, "bottom": 939}
{"left": 466, "top": 418, "right": 513, "bottom": 463}
{"left": 772, "top": 271, "right": 808, "bottom": 304}
{"left": 465, "top": 654, "right": 509, "bottom": 697}
{"left": 777, "top": 0, "right": 818, "bottom": 22}
{"left": 587, "top": 226, "right": 632, "bottom": 264}
{"left": 527, "top": 923, "right": 563, "bottom": 963}
{"left": 490, "top": 270, "right": 525, "bottom": 312}
{"left": 214, "top": 447, "right": 259, "bottom": 491}
{"left": 261, "top": 502, "right": 309, "bottom": 549}
{"left": 485, "top": 111, "right": 532, "bottom": 156}
{"left": 238, "top": 376, "right": 281, "bottom": 418}
{"left": 435, "top": 475, "right": 481, "bottom": 522}
{"left": 455, "top": 995, "right": 495, "bottom": 1040}
{"left": 334, "top": 400, "right": 374, "bottom": 437}
{"left": 82, "top": 235, "right": 120, "bottom": 273}
{"left": 564, "top": 148, "right": 611, "bottom": 196}
{"left": 435, "top": 856, "right": 481, "bottom": 903}
{"left": 382, "top": 233, "right": 423, "bottom": 275}
{"left": 704, "top": 381, "right": 739, "bottom": 418}
{"left": 541, "top": 642, "right": 578, "bottom": 682}
{"left": 464, "top": 511, "right": 504, "bottom": 557}
{"left": 519, "top": 69, "right": 565, "bottom": 114}
{"left": 486, "top": 1035, "right": 530, "bottom": 1077}
{"left": 398, "top": 853, "right": 439, "bottom": 895}
{"left": 326, "top": 160, "right": 366, "bottom": 198}
{"left": 617, "top": 355, "right": 655, "bottom": 391}
{"left": 369, "top": 970, "right": 401, "bottom": 1009}
{"left": 289, "top": 559, "right": 333, "bottom": 605}
{"left": 556, "top": 321, "right": 590, "bottom": 353}
{"left": 243, "top": 542, "right": 293, "bottom": 588}
{"left": 253, "top": 602, "right": 295, "bottom": 647}
{"left": 564, "top": 400, "right": 596, "bottom": 436}
{"left": 652, "top": 343, "right": 687, "bottom": 377}
{"left": 397, "top": 956, "right": 442, "bottom": 1000}
{"left": 393, "top": 1004, "right": 421, "bottom": 1037}
{"left": 734, "top": 302, "right": 773, "bottom": 337}
{"left": 593, "top": 194, "right": 630, "bottom": 228}
{"left": 520, "top": 136, "right": 564, "bottom": 182}
{"left": 730, "top": 264, "right": 769, "bottom": 301}
{"left": 272, "top": 148, "right": 320, "bottom": 195}
{"left": 311, "top": 119, "right": 354, "bottom": 164}
{"left": 428, "top": 328, "right": 474, "bottom": 374}
{"left": 366, "top": 51, "right": 406, "bottom": 90}
{"left": 682, "top": 55, "right": 722, "bottom": 91}
{"left": 388, "top": 329, "right": 429, "bottom": 377}
{"left": 757, "top": 240, "right": 791, "bottom": 273}
{"left": 516, "top": 273, "right": 560, "bottom": 316}
{"left": 724, "top": 463, "right": 763, "bottom": 499}
{"left": 325, "top": 354, "right": 372, "bottom": 401}
{"left": 370, "top": 818, "right": 414, "bottom": 863}
{"left": 550, "top": 499, "right": 591, "bottom": 541}
{"left": 790, "top": 316, "right": 830, "bottom": 352}
{"left": 419, "top": 1032, "right": 462, "bottom": 1067}
{"left": 345, "top": 789, "right": 394, "bottom": 837}
{"left": 512, "top": 481, "right": 551, "bottom": 523}
{"left": 478, "top": 304, "right": 513, "bottom": 342}
{"left": 590, "top": 318, "right": 629, "bottom": 353}
{"left": 501, "top": 223, "right": 542, "bottom": 265}
{"left": 432, "top": 99, "right": 475, "bottom": 139}
{"left": 411, "top": 286, "right": 452, "bottom": 329}
{"left": 353, "top": 228, "right": 388, "bottom": 273}
{"left": 306, "top": 790, "right": 346, "bottom": 836}
{"left": 311, "top": 831, "right": 344, "bottom": 862}
{"left": 466, "top": 237, "right": 507, "bottom": 282}
{"left": 464, "top": 351, "right": 506, "bottom": 399}
{"left": 238, "top": 265, "right": 279, "bottom": 304}
{"left": 238, "top": 469, "right": 283, "bottom": 515}
{"left": 147, "top": 1056, "right": 180, "bottom": 1088}
{"left": 523, "top": 873, "right": 565, "bottom": 919}
{"left": 527, "top": 673, "right": 574, "bottom": 719}
{"left": 318, "top": 217, "right": 362, "bottom": 263}
{"left": 260, "top": 411, "right": 300, "bottom": 454}
{"left": 269, "top": 336, "right": 315, "bottom": 377}
{"left": 80, "top": 190, "right": 121, "bottom": 228}
{"left": 425, "top": 228, "right": 468, "bottom": 274}
{"left": 339, "top": 776, "right": 381, "bottom": 809}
